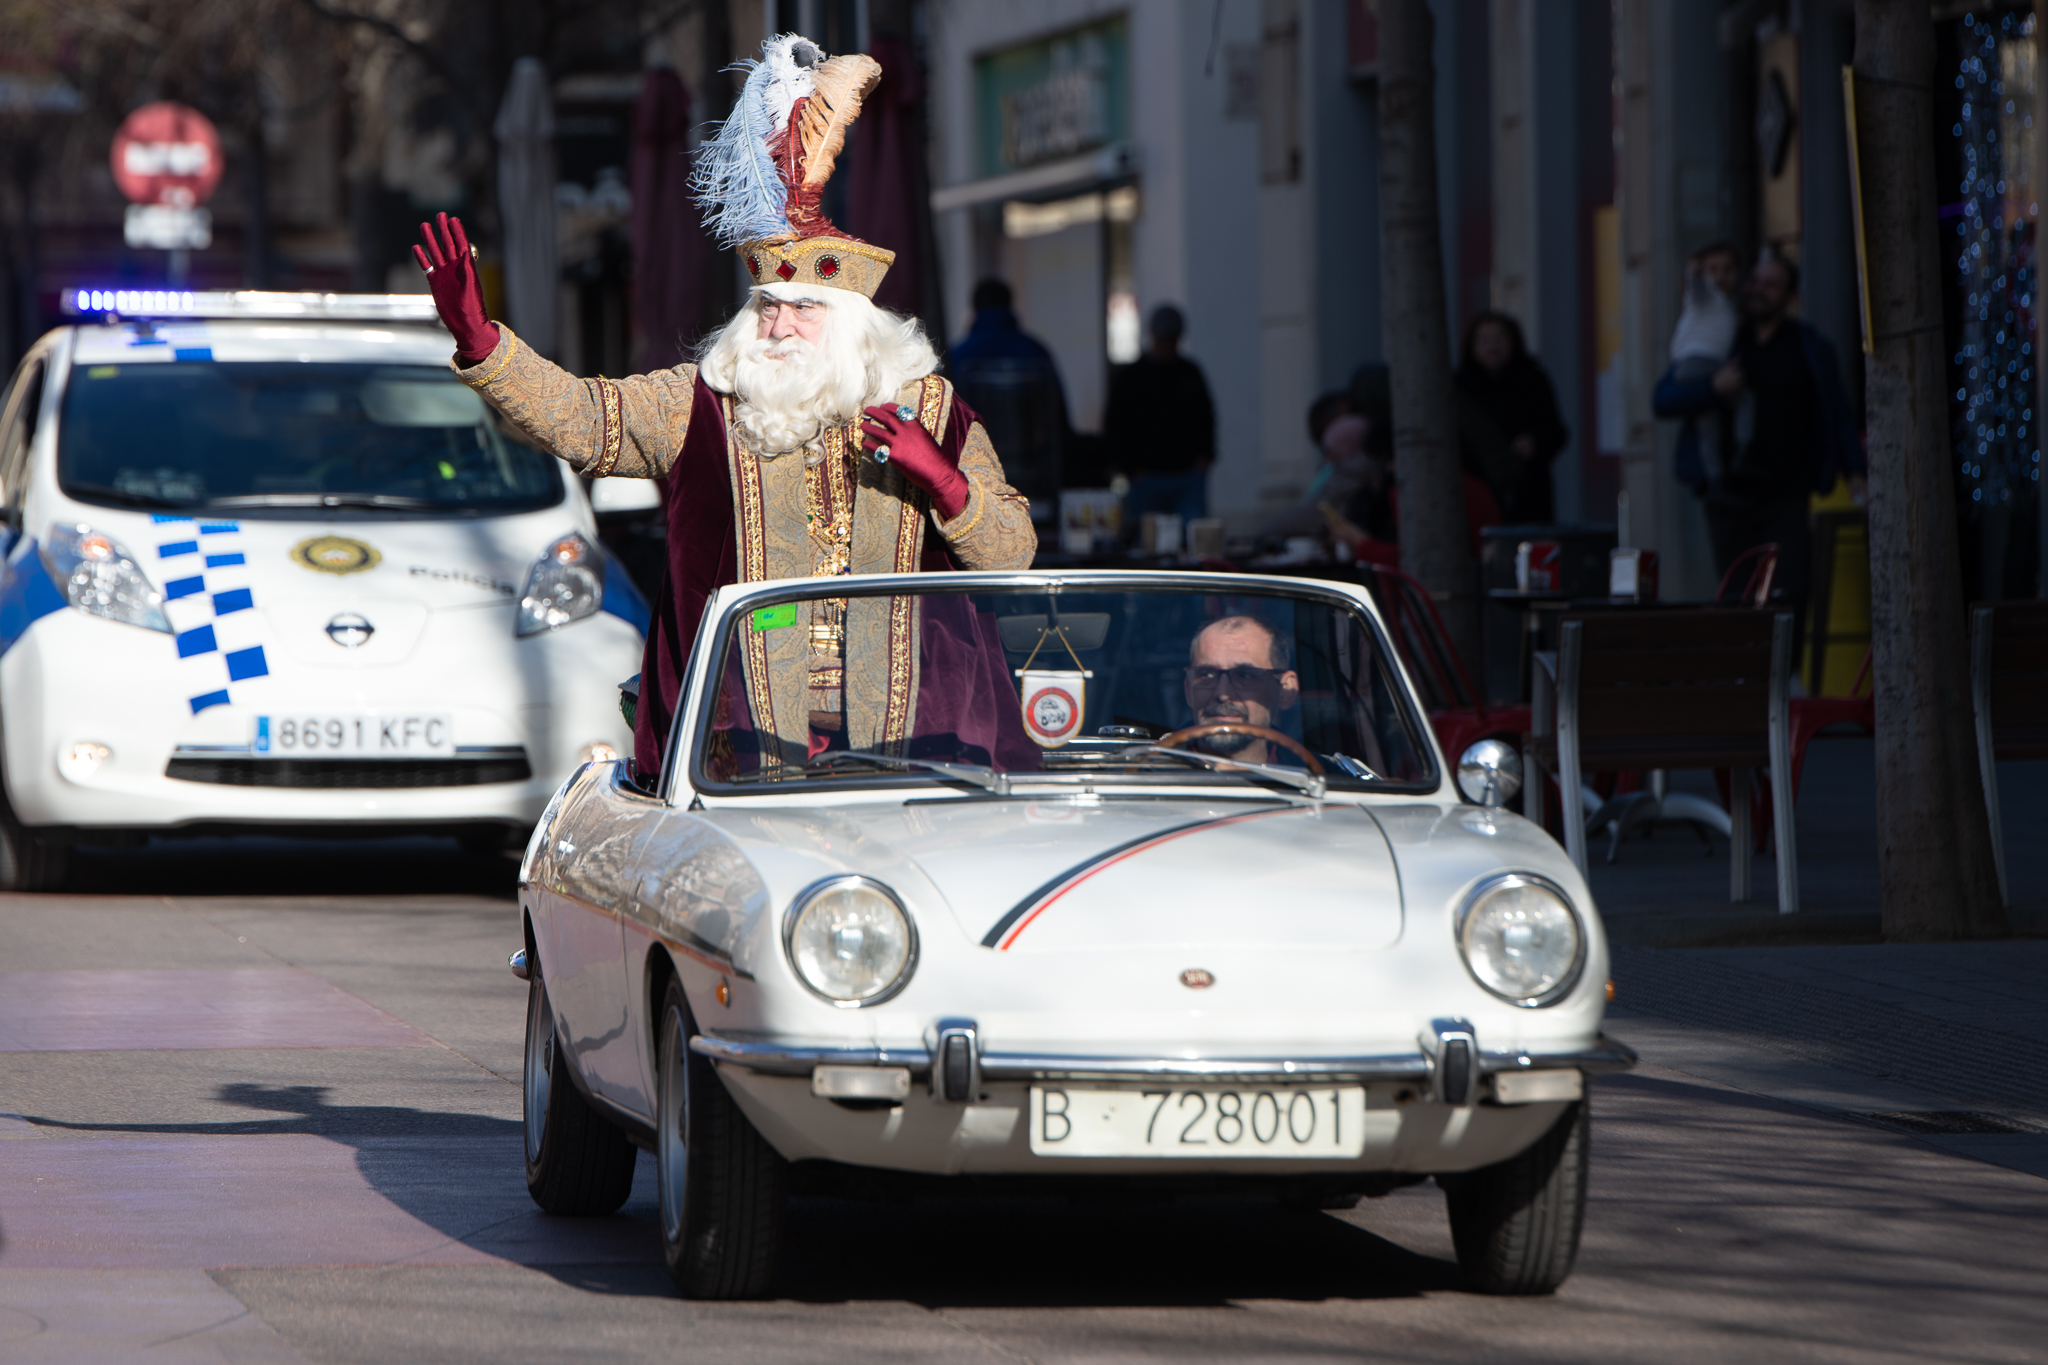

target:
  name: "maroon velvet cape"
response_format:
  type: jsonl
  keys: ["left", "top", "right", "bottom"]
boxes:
{"left": 631, "top": 379, "right": 1034, "bottom": 778}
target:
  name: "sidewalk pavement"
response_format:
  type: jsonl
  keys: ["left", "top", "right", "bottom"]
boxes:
{"left": 1604, "top": 940, "right": 2048, "bottom": 1183}
{"left": 1580, "top": 735, "right": 2048, "bottom": 944}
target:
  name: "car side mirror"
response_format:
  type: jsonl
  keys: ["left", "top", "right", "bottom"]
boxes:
{"left": 1456, "top": 739, "right": 1522, "bottom": 808}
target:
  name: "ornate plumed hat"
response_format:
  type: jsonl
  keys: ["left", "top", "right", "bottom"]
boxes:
{"left": 689, "top": 35, "right": 891, "bottom": 298}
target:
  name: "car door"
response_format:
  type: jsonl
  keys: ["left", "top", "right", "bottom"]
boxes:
{"left": 544, "top": 763, "right": 668, "bottom": 1117}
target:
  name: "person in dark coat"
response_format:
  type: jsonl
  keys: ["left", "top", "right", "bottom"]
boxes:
{"left": 1652, "top": 253, "right": 1865, "bottom": 627}
{"left": 1106, "top": 304, "right": 1217, "bottom": 523}
{"left": 1454, "top": 312, "right": 1569, "bottom": 525}
{"left": 947, "top": 278, "right": 1071, "bottom": 523}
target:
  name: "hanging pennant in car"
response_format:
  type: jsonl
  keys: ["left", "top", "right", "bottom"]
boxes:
{"left": 1019, "top": 670, "right": 1087, "bottom": 748}
{"left": 1013, "top": 622, "right": 1093, "bottom": 749}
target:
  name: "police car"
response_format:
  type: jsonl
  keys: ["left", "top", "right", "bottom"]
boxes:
{"left": 0, "top": 291, "right": 651, "bottom": 889}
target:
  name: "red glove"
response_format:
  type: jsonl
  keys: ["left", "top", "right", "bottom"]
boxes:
{"left": 861, "top": 404, "right": 969, "bottom": 520}
{"left": 411, "top": 213, "right": 499, "bottom": 365}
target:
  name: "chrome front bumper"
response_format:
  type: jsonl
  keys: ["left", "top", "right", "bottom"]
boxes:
{"left": 690, "top": 1032, "right": 1638, "bottom": 1086}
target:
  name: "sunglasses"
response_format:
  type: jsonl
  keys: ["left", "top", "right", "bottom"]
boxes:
{"left": 1184, "top": 664, "right": 1285, "bottom": 691}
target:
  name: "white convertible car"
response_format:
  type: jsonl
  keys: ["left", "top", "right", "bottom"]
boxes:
{"left": 0, "top": 292, "right": 647, "bottom": 886}
{"left": 516, "top": 569, "right": 1633, "bottom": 1299}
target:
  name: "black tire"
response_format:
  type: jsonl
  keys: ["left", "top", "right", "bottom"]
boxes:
{"left": 0, "top": 783, "right": 68, "bottom": 892}
{"left": 656, "top": 974, "right": 786, "bottom": 1299}
{"left": 1443, "top": 1099, "right": 1589, "bottom": 1295}
{"left": 523, "top": 966, "right": 637, "bottom": 1214}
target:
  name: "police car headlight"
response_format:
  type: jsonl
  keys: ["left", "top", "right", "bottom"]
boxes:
{"left": 40, "top": 524, "right": 171, "bottom": 633}
{"left": 784, "top": 876, "right": 917, "bottom": 1006}
{"left": 1457, "top": 874, "right": 1585, "bottom": 1006}
{"left": 516, "top": 532, "right": 603, "bottom": 636}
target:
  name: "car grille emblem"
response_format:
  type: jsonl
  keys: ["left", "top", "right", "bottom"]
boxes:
{"left": 325, "top": 613, "right": 374, "bottom": 648}
{"left": 1179, "top": 968, "right": 1215, "bottom": 989}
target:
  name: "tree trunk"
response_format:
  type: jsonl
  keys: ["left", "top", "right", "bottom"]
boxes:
{"left": 1852, "top": 0, "right": 2008, "bottom": 940}
{"left": 1376, "top": 0, "right": 1478, "bottom": 666}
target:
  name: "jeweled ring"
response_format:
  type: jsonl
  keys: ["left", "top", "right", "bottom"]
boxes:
{"left": 424, "top": 265, "right": 436, "bottom": 274}
{"left": 872, "top": 445, "right": 890, "bottom": 463}
{"left": 894, "top": 404, "right": 916, "bottom": 422}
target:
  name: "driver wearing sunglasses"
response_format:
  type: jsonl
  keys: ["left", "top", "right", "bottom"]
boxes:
{"left": 1182, "top": 616, "right": 1302, "bottom": 764}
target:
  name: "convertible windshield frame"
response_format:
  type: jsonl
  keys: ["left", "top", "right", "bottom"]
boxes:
{"left": 674, "top": 571, "right": 1445, "bottom": 802}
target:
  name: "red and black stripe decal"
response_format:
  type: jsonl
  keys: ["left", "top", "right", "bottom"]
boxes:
{"left": 980, "top": 806, "right": 1309, "bottom": 950}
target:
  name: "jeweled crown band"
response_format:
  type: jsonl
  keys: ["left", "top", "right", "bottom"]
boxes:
{"left": 742, "top": 236, "right": 895, "bottom": 299}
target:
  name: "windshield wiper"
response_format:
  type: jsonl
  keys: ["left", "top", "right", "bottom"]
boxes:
{"left": 1116, "top": 744, "right": 1328, "bottom": 799}
{"left": 63, "top": 484, "right": 193, "bottom": 510}
{"left": 811, "top": 750, "right": 1011, "bottom": 795}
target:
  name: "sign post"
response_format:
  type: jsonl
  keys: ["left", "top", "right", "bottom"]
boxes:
{"left": 110, "top": 101, "right": 222, "bottom": 283}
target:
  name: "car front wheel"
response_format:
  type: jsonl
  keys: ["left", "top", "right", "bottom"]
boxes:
{"left": 1442, "top": 1099, "right": 1589, "bottom": 1295}
{"left": 0, "top": 780, "right": 69, "bottom": 893}
{"left": 656, "top": 974, "right": 786, "bottom": 1299}
{"left": 523, "top": 963, "right": 636, "bottom": 1214}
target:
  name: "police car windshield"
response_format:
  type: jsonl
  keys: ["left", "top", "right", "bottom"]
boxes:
{"left": 58, "top": 362, "right": 562, "bottom": 516}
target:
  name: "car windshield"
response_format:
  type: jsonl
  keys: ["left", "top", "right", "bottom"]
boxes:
{"left": 58, "top": 362, "right": 562, "bottom": 515}
{"left": 692, "top": 581, "right": 1436, "bottom": 793}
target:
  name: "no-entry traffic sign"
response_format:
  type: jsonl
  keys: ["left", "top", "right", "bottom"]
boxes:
{"left": 111, "top": 101, "right": 222, "bottom": 208}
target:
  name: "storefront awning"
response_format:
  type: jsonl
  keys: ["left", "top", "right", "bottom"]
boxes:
{"left": 930, "top": 143, "right": 1140, "bottom": 213}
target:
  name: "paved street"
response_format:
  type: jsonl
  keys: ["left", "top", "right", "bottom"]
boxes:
{"left": 2, "top": 834, "right": 2045, "bottom": 1364}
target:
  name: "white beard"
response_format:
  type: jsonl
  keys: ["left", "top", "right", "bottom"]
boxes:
{"left": 699, "top": 285, "right": 942, "bottom": 457}
{"left": 728, "top": 332, "right": 870, "bottom": 457}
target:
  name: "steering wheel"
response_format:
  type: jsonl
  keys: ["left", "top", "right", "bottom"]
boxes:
{"left": 1154, "top": 724, "right": 1325, "bottom": 775}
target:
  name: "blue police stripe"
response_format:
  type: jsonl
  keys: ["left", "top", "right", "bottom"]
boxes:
{"left": 166, "top": 576, "right": 205, "bottom": 600}
{"left": 189, "top": 689, "right": 231, "bottom": 714}
{"left": 225, "top": 646, "right": 268, "bottom": 681}
{"left": 0, "top": 541, "right": 67, "bottom": 656}
{"left": 176, "top": 624, "right": 217, "bottom": 658}
{"left": 198, "top": 522, "right": 239, "bottom": 535}
{"left": 173, "top": 348, "right": 213, "bottom": 361}
{"left": 212, "top": 587, "right": 253, "bottom": 615}
{"left": 205, "top": 552, "right": 244, "bottom": 568}
{"left": 598, "top": 544, "right": 651, "bottom": 636}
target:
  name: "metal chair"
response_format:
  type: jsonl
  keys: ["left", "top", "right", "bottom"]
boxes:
{"left": 1971, "top": 601, "right": 2048, "bottom": 905}
{"left": 1532, "top": 609, "right": 1798, "bottom": 911}
{"left": 1714, "top": 542, "right": 1779, "bottom": 609}
{"left": 1360, "top": 564, "right": 1530, "bottom": 762}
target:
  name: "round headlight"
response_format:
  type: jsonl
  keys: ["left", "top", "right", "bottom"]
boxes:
{"left": 784, "top": 876, "right": 917, "bottom": 1006}
{"left": 1457, "top": 874, "right": 1584, "bottom": 1005}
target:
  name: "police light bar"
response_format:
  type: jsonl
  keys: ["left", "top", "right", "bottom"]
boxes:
{"left": 63, "top": 289, "right": 443, "bottom": 323}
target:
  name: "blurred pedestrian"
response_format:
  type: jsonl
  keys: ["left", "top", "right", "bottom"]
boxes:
{"left": 1106, "top": 304, "right": 1216, "bottom": 524}
{"left": 1653, "top": 252, "right": 1864, "bottom": 626}
{"left": 947, "top": 279, "right": 1071, "bottom": 524}
{"left": 1454, "top": 311, "right": 1567, "bottom": 524}
{"left": 1265, "top": 390, "right": 1373, "bottom": 538}
{"left": 1653, "top": 243, "right": 1743, "bottom": 527}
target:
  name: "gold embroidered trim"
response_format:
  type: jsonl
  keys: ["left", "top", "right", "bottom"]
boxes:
{"left": 725, "top": 395, "right": 779, "bottom": 769}
{"left": 879, "top": 374, "right": 948, "bottom": 749}
{"left": 460, "top": 325, "right": 521, "bottom": 388}
{"left": 590, "top": 380, "right": 624, "bottom": 477}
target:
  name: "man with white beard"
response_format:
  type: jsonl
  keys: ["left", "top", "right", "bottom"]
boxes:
{"left": 412, "top": 36, "right": 1034, "bottom": 774}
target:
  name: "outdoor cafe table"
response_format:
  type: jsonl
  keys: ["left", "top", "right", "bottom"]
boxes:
{"left": 1489, "top": 591, "right": 1720, "bottom": 705}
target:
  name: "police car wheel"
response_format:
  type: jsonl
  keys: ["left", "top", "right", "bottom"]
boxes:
{"left": 523, "top": 963, "right": 637, "bottom": 1215}
{"left": 0, "top": 787, "right": 68, "bottom": 893}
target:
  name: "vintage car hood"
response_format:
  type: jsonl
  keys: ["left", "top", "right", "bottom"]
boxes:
{"left": 736, "top": 798, "right": 1405, "bottom": 954}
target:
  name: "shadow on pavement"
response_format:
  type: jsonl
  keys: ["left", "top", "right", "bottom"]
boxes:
{"left": 63, "top": 835, "right": 520, "bottom": 898}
